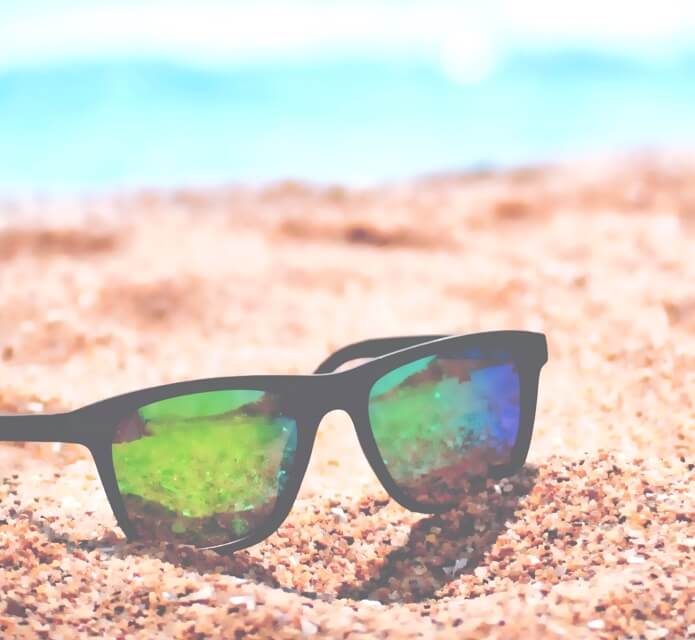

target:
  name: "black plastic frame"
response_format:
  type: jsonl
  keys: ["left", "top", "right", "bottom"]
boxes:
{"left": 0, "top": 331, "right": 547, "bottom": 553}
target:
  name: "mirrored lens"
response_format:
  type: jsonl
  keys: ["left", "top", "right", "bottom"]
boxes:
{"left": 112, "top": 389, "right": 297, "bottom": 547}
{"left": 368, "top": 350, "right": 520, "bottom": 505}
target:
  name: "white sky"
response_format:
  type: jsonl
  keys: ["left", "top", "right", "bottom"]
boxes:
{"left": 2, "top": 0, "right": 695, "bottom": 81}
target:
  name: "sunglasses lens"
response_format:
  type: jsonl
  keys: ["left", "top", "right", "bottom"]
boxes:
{"left": 368, "top": 350, "right": 520, "bottom": 506}
{"left": 111, "top": 389, "right": 297, "bottom": 547}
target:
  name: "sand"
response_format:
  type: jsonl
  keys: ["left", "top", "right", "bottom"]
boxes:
{"left": 0, "top": 155, "right": 693, "bottom": 638}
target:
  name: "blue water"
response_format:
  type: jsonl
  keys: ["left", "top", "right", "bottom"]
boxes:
{"left": 1, "top": 52, "right": 695, "bottom": 192}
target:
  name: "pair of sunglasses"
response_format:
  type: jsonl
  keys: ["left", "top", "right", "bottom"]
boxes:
{"left": 0, "top": 331, "right": 547, "bottom": 553}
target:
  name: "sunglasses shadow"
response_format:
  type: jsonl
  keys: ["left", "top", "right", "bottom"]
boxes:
{"left": 337, "top": 464, "right": 539, "bottom": 603}
{"left": 18, "top": 465, "right": 539, "bottom": 605}
{"left": 15, "top": 511, "right": 284, "bottom": 592}
{"left": 140, "top": 465, "right": 539, "bottom": 604}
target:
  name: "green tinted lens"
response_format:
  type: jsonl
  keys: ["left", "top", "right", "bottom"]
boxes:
{"left": 112, "top": 390, "right": 297, "bottom": 547}
{"left": 368, "top": 350, "right": 520, "bottom": 505}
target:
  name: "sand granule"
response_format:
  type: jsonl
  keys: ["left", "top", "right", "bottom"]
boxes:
{"left": 0, "top": 156, "right": 693, "bottom": 638}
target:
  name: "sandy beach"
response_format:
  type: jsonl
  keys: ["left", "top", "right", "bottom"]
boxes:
{"left": 0, "top": 156, "right": 693, "bottom": 638}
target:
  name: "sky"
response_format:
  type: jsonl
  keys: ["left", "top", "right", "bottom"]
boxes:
{"left": 1, "top": 1, "right": 695, "bottom": 191}
{"left": 2, "top": 0, "right": 695, "bottom": 82}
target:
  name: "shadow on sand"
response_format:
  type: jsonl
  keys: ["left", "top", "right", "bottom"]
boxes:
{"left": 11, "top": 465, "right": 538, "bottom": 605}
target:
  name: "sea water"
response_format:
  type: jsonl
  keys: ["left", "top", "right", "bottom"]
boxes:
{"left": 1, "top": 52, "right": 694, "bottom": 192}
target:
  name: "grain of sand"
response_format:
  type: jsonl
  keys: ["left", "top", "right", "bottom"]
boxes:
{"left": 0, "top": 156, "right": 693, "bottom": 639}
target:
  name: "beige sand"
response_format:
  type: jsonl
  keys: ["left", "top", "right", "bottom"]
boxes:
{"left": 0, "top": 156, "right": 693, "bottom": 638}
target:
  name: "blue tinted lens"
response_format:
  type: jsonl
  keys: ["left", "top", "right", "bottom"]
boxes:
{"left": 368, "top": 351, "right": 520, "bottom": 505}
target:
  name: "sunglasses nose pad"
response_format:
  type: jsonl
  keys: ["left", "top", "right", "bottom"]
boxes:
{"left": 274, "top": 416, "right": 299, "bottom": 492}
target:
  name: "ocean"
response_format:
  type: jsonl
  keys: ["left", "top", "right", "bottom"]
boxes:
{"left": 1, "top": 52, "right": 695, "bottom": 192}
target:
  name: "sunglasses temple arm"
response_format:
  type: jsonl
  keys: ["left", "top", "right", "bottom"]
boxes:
{"left": 0, "top": 412, "right": 84, "bottom": 444}
{"left": 314, "top": 335, "right": 450, "bottom": 374}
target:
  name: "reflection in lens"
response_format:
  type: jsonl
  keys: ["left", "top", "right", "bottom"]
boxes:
{"left": 112, "top": 390, "right": 297, "bottom": 547}
{"left": 368, "top": 351, "right": 520, "bottom": 505}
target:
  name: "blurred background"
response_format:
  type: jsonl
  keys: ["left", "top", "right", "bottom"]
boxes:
{"left": 1, "top": 0, "right": 695, "bottom": 194}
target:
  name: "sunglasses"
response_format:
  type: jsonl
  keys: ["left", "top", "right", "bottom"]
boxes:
{"left": 0, "top": 331, "right": 547, "bottom": 553}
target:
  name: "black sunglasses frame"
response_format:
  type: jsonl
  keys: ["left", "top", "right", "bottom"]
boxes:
{"left": 0, "top": 331, "right": 547, "bottom": 553}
